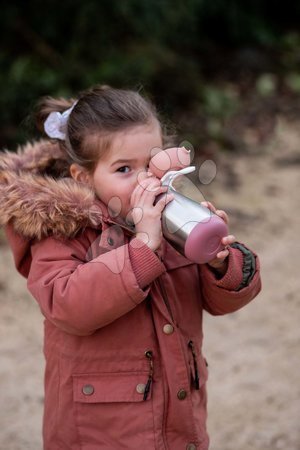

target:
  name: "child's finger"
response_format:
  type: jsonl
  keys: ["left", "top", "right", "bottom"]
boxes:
{"left": 216, "top": 248, "right": 230, "bottom": 260}
{"left": 137, "top": 170, "right": 149, "bottom": 184}
{"left": 155, "top": 193, "right": 174, "bottom": 212}
{"left": 142, "top": 185, "right": 168, "bottom": 204}
{"left": 131, "top": 179, "right": 162, "bottom": 205}
{"left": 221, "top": 234, "right": 236, "bottom": 246}
{"left": 215, "top": 209, "right": 229, "bottom": 224}
{"left": 201, "top": 201, "right": 217, "bottom": 213}
{"left": 137, "top": 171, "right": 159, "bottom": 189}
{"left": 140, "top": 177, "right": 161, "bottom": 191}
{"left": 131, "top": 184, "right": 168, "bottom": 211}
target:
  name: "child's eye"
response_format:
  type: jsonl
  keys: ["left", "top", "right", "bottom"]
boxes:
{"left": 117, "top": 166, "right": 131, "bottom": 173}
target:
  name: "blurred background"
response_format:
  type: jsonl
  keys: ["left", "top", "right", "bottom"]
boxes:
{"left": 0, "top": 1, "right": 299, "bottom": 449}
{"left": 3, "top": 0, "right": 300, "bottom": 150}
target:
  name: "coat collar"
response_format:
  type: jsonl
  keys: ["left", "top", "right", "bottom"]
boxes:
{"left": 0, "top": 139, "right": 112, "bottom": 240}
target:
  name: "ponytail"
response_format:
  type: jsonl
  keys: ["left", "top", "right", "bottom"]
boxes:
{"left": 34, "top": 85, "right": 173, "bottom": 174}
{"left": 34, "top": 96, "right": 76, "bottom": 134}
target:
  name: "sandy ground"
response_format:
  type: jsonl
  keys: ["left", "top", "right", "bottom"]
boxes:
{"left": 0, "top": 117, "right": 299, "bottom": 449}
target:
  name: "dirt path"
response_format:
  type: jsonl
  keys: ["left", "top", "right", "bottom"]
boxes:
{"left": 202, "top": 117, "right": 300, "bottom": 450}
{"left": 0, "top": 117, "right": 299, "bottom": 449}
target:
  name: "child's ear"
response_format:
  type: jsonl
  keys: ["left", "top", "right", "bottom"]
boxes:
{"left": 70, "top": 163, "right": 92, "bottom": 185}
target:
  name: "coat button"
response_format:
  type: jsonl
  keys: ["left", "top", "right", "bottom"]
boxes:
{"left": 82, "top": 384, "right": 94, "bottom": 396}
{"left": 177, "top": 389, "right": 187, "bottom": 400}
{"left": 107, "top": 237, "right": 114, "bottom": 246}
{"left": 186, "top": 444, "right": 197, "bottom": 450}
{"left": 136, "top": 383, "right": 146, "bottom": 394}
{"left": 163, "top": 324, "right": 174, "bottom": 335}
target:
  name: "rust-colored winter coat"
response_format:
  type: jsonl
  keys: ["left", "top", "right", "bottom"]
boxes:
{"left": 0, "top": 141, "right": 261, "bottom": 450}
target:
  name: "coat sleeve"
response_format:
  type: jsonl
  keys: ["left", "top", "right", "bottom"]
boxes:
{"left": 27, "top": 234, "right": 166, "bottom": 336}
{"left": 199, "top": 243, "right": 261, "bottom": 315}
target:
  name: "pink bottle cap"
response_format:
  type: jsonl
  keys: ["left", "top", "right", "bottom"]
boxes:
{"left": 184, "top": 215, "right": 229, "bottom": 264}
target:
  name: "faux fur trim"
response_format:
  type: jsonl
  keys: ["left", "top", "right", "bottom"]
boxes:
{"left": 0, "top": 140, "right": 103, "bottom": 239}
{"left": 0, "top": 139, "right": 65, "bottom": 173}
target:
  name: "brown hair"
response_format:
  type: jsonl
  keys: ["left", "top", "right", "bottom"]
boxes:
{"left": 35, "top": 85, "right": 172, "bottom": 175}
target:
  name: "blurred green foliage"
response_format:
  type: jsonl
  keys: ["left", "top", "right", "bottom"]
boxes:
{"left": 2, "top": 0, "right": 300, "bottom": 149}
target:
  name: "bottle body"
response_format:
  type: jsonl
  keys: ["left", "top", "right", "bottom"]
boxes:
{"left": 161, "top": 188, "right": 228, "bottom": 264}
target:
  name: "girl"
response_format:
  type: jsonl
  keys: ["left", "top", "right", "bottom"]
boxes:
{"left": 0, "top": 85, "right": 261, "bottom": 450}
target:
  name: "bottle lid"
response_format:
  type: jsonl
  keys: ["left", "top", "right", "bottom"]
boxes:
{"left": 184, "top": 215, "right": 228, "bottom": 264}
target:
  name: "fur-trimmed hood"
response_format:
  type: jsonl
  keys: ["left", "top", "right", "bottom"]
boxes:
{"left": 0, "top": 140, "right": 106, "bottom": 240}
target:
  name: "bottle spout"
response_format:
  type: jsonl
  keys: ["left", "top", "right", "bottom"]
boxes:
{"left": 161, "top": 166, "right": 196, "bottom": 188}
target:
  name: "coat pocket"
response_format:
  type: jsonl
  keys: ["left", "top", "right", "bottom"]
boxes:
{"left": 73, "top": 372, "right": 155, "bottom": 449}
{"left": 188, "top": 341, "right": 208, "bottom": 390}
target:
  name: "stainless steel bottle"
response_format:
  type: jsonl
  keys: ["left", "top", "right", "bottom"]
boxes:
{"left": 160, "top": 168, "right": 228, "bottom": 264}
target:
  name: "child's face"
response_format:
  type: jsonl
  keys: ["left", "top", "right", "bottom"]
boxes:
{"left": 88, "top": 122, "right": 163, "bottom": 222}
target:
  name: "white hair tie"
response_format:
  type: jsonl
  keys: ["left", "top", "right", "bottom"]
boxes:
{"left": 44, "top": 102, "right": 77, "bottom": 140}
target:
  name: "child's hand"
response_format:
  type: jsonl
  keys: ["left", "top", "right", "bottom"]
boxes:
{"left": 131, "top": 174, "right": 173, "bottom": 252}
{"left": 201, "top": 201, "right": 236, "bottom": 276}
